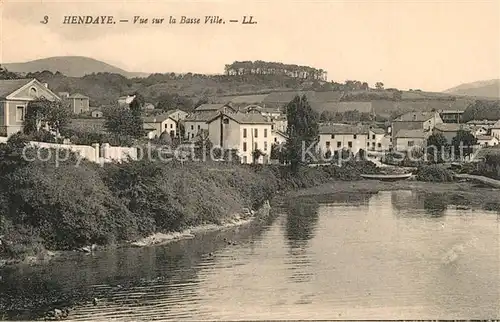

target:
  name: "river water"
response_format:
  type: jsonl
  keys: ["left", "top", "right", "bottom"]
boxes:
{"left": 1, "top": 190, "right": 499, "bottom": 320}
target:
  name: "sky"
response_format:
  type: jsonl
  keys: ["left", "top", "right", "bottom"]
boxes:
{"left": 1, "top": 0, "right": 499, "bottom": 92}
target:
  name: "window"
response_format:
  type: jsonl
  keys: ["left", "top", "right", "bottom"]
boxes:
{"left": 223, "top": 118, "right": 229, "bottom": 124}
{"left": 326, "top": 141, "right": 330, "bottom": 147}
{"left": 264, "top": 129, "right": 268, "bottom": 138}
{"left": 254, "top": 129, "right": 258, "bottom": 138}
{"left": 16, "top": 105, "right": 24, "bottom": 121}
{"left": 337, "top": 142, "right": 341, "bottom": 148}
{"left": 191, "top": 133, "right": 194, "bottom": 139}
{"left": 274, "top": 137, "right": 277, "bottom": 142}
{"left": 348, "top": 141, "right": 353, "bottom": 148}
{"left": 243, "top": 142, "right": 247, "bottom": 152}
{"left": 331, "top": 134, "right": 335, "bottom": 139}
{"left": 372, "top": 142, "right": 375, "bottom": 147}
{"left": 264, "top": 142, "right": 268, "bottom": 151}
{"left": 243, "top": 156, "right": 248, "bottom": 163}
{"left": 408, "top": 141, "right": 414, "bottom": 147}
{"left": 191, "top": 125, "right": 194, "bottom": 130}
{"left": 271, "top": 124, "right": 274, "bottom": 130}
{"left": 29, "top": 87, "right": 37, "bottom": 97}
{"left": 243, "top": 128, "right": 247, "bottom": 138}
{"left": 170, "top": 123, "right": 173, "bottom": 128}
{"left": 367, "top": 142, "right": 370, "bottom": 147}
{"left": 377, "top": 143, "right": 382, "bottom": 148}
{"left": 372, "top": 134, "right": 375, "bottom": 140}
{"left": 197, "top": 125, "right": 200, "bottom": 130}
{"left": 354, "top": 134, "right": 357, "bottom": 139}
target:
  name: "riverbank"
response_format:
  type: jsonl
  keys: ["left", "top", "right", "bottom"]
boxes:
{"left": 290, "top": 180, "right": 500, "bottom": 211}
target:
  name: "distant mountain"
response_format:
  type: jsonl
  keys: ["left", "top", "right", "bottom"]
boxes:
{"left": 2, "top": 56, "right": 150, "bottom": 78}
{"left": 444, "top": 79, "right": 500, "bottom": 98}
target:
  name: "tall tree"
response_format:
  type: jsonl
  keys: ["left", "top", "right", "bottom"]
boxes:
{"left": 426, "top": 132, "right": 448, "bottom": 163}
{"left": 24, "top": 98, "right": 70, "bottom": 135}
{"left": 104, "top": 103, "right": 143, "bottom": 138}
{"left": 285, "top": 95, "right": 319, "bottom": 172}
{"left": 375, "top": 82, "right": 384, "bottom": 90}
{"left": 451, "top": 130, "right": 477, "bottom": 160}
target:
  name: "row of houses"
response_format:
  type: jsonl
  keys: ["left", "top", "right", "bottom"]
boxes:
{"left": 391, "top": 111, "right": 500, "bottom": 151}
{"left": 141, "top": 103, "right": 289, "bottom": 164}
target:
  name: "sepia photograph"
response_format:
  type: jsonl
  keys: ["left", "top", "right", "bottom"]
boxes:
{"left": 0, "top": 0, "right": 499, "bottom": 320}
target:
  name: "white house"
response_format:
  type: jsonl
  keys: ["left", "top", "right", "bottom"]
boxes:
{"left": 184, "top": 111, "right": 217, "bottom": 141}
{"left": 272, "top": 130, "right": 288, "bottom": 145}
{"left": 143, "top": 114, "right": 178, "bottom": 138}
{"left": 367, "top": 126, "right": 390, "bottom": 151}
{"left": 206, "top": 112, "right": 274, "bottom": 164}
{"left": 0, "top": 78, "right": 61, "bottom": 137}
{"left": 317, "top": 124, "right": 369, "bottom": 157}
{"left": 476, "top": 135, "right": 499, "bottom": 147}
{"left": 491, "top": 120, "right": 500, "bottom": 140}
{"left": 394, "top": 129, "right": 426, "bottom": 151}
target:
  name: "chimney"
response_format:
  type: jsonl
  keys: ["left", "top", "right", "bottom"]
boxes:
{"left": 43, "top": 83, "right": 48, "bottom": 88}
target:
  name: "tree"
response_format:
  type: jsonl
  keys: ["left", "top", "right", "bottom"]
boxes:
{"left": 285, "top": 95, "right": 319, "bottom": 172}
{"left": 23, "top": 98, "right": 70, "bottom": 135}
{"left": 252, "top": 149, "right": 265, "bottom": 164}
{"left": 0, "top": 65, "right": 19, "bottom": 80}
{"left": 104, "top": 103, "right": 143, "bottom": 138}
{"left": 426, "top": 132, "right": 448, "bottom": 163}
{"left": 375, "top": 82, "right": 384, "bottom": 90}
{"left": 451, "top": 130, "right": 477, "bottom": 160}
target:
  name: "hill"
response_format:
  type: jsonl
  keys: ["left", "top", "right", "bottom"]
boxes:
{"left": 2, "top": 56, "right": 150, "bottom": 78}
{"left": 444, "top": 79, "right": 500, "bottom": 98}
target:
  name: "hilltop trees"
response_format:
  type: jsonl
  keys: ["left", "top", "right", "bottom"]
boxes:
{"left": 0, "top": 65, "right": 19, "bottom": 80}
{"left": 462, "top": 100, "right": 500, "bottom": 122}
{"left": 285, "top": 95, "right": 319, "bottom": 172}
{"left": 224, "top": 61, "right": 327, "bottom": 81}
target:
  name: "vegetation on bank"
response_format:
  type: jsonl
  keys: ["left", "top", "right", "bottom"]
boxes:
{"left": 0, "top": 133, "right": 379, "bottom": 262}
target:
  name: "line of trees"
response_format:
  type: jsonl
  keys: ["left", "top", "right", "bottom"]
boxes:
{"left": 224, "top": 61, "right": 327, "bottom": 81}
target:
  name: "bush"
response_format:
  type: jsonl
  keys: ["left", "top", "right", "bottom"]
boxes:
{"left": 416, "top": 165, "right": 455, "bottom": 182}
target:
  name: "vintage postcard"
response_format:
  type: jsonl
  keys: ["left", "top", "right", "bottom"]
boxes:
{"left": 0, "top": 0, "right": 499, "bottom": 320}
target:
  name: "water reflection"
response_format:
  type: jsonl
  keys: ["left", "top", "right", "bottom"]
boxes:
{"left": 391, "top": 191, "right": 447, "bottom": 218}
{"left": 0, "top": 191, "right": 498, "bottom": 320}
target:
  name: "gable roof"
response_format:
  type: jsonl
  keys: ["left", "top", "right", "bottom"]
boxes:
{"left": 185, "top": 111, "right": 218, "bottom": 122}
{"left": 476, "top": 135, "right": 497, "bottom": 141}
{"left": 143, "top": 113, "right": 175, "bottom": 123}
{"left": 434, "top": 123, "right": 469, "bottom": 132}
{"left": 208, "top": 112, "right": 272, "bottom": 125}
{"left": 195, "top": 103, "right": 234, "bottom": 112}
{"left": 319, "top": 124, "right": 369, "bottom": 135}
{"left": 0, "top": 78, "right": 36, "bottom": 98}
{"left": 394, "top": 111, "right": 437, "bottom": 122}
{"left": 68, "top": 93, "right": 89, "bottom": 99}
{"left": 369, "top": 127, "right": 386, "bottom": 134}
{"left": 395, "top": 129, "right": 426, "bottom": 139}
{"left": 492, "top": 120, "right": 500, "bottom": 129}
{"left": 0, "top": 78, "right": 60, "bottom": 101}
{"left": 273, "top": 130, "right": 289, "bottom": 139}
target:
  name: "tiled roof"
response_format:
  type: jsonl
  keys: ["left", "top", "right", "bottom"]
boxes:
{"left": 143, "top": 113, "right": 173, "bottom": 123}
{"left": 394, "top": 129, "right": 426, "bottom": 139}
{"left": 195, "top": 103, "right": 229, "bottom": 111}
{"left": 394, "top": 111, "right": 437, "bottom": 122}
{"left": 369, "top": 127, "right": 386, "bottom": 134}
{"left": 477, "top": 135, "right": 495, "bottom": 141}
{"left": 185, "top": 111, "right": 218, "bottom": 122}
{"left": 319, "top": 124, "right": 369, "bottom": 135}
{"left": 208, "top": 112, "right": 272, "bottom": 125}
{"left": 434, "top": 123, "right": 469, "bottom": 132}
{"left": 68, "top": 93, "right": 89, "bottom": 99}
{"left": 0, "top": 78, "right": 33, "bottom": 98}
